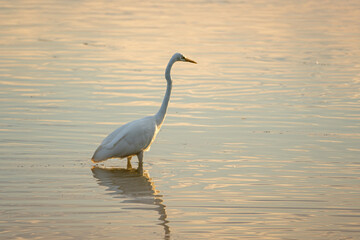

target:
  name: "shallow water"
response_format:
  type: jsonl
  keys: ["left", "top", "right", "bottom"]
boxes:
{"left": 1, "top": 0, "right": 360, "bottom": 239}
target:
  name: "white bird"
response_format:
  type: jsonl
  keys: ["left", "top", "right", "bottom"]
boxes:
{"left": 92, "top": 53, "right": 197, "bottom": 164}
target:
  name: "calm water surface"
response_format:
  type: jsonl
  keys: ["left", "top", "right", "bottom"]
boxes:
{"left": 1, "top": 0, "right": 360, "bottom": 239}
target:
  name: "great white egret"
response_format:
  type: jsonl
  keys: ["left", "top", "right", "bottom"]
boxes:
{"left": 92, "top": 53, "right": 197, "bottom": 164}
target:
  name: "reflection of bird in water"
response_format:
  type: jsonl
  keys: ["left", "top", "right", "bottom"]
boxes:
{"left": 91, "top": 162, "right": 170, "bottom": 239}
{"left": 92, "top": 53, "right": 196, "bottom": 164}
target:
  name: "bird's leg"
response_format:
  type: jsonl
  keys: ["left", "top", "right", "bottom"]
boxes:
{"left": 137, "top": 161, "right": 144, "bottom": 175}
{"left": 137, "top": 151, "right": 143, "bottom": 165}
{"left": 127, "top": 156, "right": 132, "bottom": 169}
{"left": 137, "top": 151, "right": 144, "bottom": 175}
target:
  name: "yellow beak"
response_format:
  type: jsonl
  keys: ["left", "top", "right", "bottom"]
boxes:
{"left": 184, "top": 57, "right": 197, "bottom": 64}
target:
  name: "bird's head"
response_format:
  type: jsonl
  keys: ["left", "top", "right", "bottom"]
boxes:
{"left": 173, "top": 53, "right": 197, "bottom": 64}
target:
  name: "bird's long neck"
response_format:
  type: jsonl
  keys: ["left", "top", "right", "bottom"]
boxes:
{"left": 155, "top": 57, "right": 175, "bottom": 127}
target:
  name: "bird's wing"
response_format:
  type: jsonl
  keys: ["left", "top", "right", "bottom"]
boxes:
{"left": 92, "top": 116, "right": 157, "bottom": 161}
{"left": 101, "top": 116, "right": 157, "bottom": 152}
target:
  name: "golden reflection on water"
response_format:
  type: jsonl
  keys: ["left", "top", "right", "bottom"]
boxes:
{"left": 1, "top": 0, "right": 360, "bottom": 239}
{"left": 91, "top": 163, "right": 170, "bottom": 240}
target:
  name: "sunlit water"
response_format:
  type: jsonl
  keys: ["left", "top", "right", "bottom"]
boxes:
{"left": 1, "top": 0, "right": 360, "bottom": 239}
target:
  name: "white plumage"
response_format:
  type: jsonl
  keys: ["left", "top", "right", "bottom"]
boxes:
{"left": 92, "top": 116, "right": 158, "bottom": 161}
{"left": 92, "top": 53, "right": 197, "bottom": 164}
